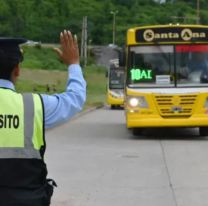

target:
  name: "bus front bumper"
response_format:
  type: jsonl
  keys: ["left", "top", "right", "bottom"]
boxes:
{"left": 126, "top": 113, "right": 208, "bottom": 128}
{"left": 107, "top": 95, "right": 124, "bottom": 106}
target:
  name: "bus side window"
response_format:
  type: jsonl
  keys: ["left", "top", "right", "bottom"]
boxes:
{"left": 119, "top": 50, "right": 126, "bottom": 67}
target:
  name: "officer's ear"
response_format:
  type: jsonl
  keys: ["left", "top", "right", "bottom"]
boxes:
{"left": 12, "top": 64, "right": 20, "bottom": 82}
{"left": 13, "top": 64, "right": 20, "bottom": 77}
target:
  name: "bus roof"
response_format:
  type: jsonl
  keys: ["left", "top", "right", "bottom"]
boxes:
{"left": 109, "top": 59, "right": 119, "bottom": 68}
{"left": 128, "top": 24, "right": 208, "bottom": 31}
{"left": 127, "top": 24, "right": 208, "bottom": 45}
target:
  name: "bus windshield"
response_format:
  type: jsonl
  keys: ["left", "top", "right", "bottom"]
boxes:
{"left": 127, "top": 44, "right": 208, "bottom": 87}
{"left": 109, "top": 68, "right": 124, "bottom": 89}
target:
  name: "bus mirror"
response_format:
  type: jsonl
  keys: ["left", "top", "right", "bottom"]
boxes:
{"left": 105, "top": 70, "right": 108, "bottom": 78}
{"left": 118, "top": 50, "right": 126, "bottom": 67}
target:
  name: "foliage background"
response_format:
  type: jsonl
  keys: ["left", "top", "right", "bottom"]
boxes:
{"left": 0, "top": 0, "right": 207, "bottom": 45}
{"left": 17, "top": 46, "right": 106, "bottom": 108}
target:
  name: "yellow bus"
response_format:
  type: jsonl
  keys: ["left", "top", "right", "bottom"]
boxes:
{"left": 121, "top": 24, "right": 208, "bottom": 136}
{"left": 106, "top": 59, "right": 124, "bottom": 109}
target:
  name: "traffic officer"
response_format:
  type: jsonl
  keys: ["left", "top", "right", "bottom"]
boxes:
{"left": 0, "top": 30, "right": 86, "bottom": 205}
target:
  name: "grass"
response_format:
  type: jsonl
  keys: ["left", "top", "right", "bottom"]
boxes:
{"left": 17, "top": 46, "right": 107, "bottom": 109}
{"left": 21, "top": 45, "right": 66, "bottom": 70}
{"left": 16, "top": 69, "right": 67, "bottom": 93}
{"left": 84, "top": 65, "right": 106, "bottom": 109}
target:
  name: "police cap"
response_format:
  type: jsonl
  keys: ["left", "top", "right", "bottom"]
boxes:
{"left": 0, "top": 37, "right": 27, "bottom": 64}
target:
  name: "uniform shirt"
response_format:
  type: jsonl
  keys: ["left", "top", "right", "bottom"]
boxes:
{"left": 0, "top": 64, "right": 86, "bottom": 129}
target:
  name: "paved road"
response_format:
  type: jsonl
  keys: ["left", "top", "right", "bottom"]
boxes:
{"left": 45, "top": 107, "right": 208, "bottom": 206}
{"left": 92, "top": 46, "right": 119, "bottom": 68}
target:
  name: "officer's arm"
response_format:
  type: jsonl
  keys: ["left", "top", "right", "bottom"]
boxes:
{"left": 41, "top": 30, "right": 86, "bottom": 129}
{"left": 41, "top": 65, "right": 86, "bottom": 129}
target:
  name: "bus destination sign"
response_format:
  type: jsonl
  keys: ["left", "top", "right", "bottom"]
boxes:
{"left": 136, "top": 27, "right": 208, "bottom": 43}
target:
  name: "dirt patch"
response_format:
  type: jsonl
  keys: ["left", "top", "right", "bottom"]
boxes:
{"left": 19, "top": 69, "right": 67, "bottom": 85}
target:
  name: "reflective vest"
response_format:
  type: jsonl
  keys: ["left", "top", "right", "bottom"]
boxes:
{"left": 0, "top": 88, "right": 49, "bottom": 205}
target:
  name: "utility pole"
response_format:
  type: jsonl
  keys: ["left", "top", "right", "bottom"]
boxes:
{"left": 81, "top": 16, "right": 88, "bottom": 67}
{"left": 84, "top": 16, "right": 88, "bottom": 67}
{"left": 196, "top": 0, "right": 200, "bottom": 24}
{"left": 110, "top": 10, "right": 118, "bottom": 45}
{"left": 81, "top": 18, "right": 84, "bottom": 59}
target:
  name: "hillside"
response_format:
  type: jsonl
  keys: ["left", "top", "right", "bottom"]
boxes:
{"left": 0, "top": 0, "right": 207, "bottom": 45}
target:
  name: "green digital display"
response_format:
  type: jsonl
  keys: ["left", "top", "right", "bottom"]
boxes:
{"left": 130, "top": 68, "right": 153, "bottom": 81}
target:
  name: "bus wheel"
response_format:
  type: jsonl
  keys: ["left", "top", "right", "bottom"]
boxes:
{"left": 132, "top": 128, "right": 143, "bottom": 136}
{"left": 111, "top": 105, "right": 115, "bottom": 109}
{"left": 199, "top": 127, "right": 208, "bottom": 136}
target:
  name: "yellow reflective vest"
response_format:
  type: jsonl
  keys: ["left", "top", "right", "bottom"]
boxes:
{"left": 0, "top": 88, "right": 49, "bottom": 205}
{"left": 0, "top": 89, "right": 44, "bottom": 154}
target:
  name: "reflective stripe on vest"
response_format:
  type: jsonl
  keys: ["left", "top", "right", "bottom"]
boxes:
{"left": 0, "top": 90, "right": 44, "bottom": 159}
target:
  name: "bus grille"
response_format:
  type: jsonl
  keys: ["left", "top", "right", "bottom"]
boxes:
{"left": 154, "top": 94, "right": 197, "bottom": 118}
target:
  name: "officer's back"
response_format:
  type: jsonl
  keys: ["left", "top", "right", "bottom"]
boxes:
{"left": 0, "top": 31, "right": 86, "bottom": 205}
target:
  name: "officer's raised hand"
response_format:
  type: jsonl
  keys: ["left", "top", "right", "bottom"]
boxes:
{"left": 54, "top": 30, "right": 79, "bottom": 65}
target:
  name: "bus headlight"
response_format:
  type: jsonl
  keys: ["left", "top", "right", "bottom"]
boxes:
{"left": 129, "top": 98, "right": 139, "bottom": 107}
{"left": 128, "top": 96, "right": 148, "bottom": 108}
{"left": 110, "top": 91, "right": 123, "bottom": 98}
